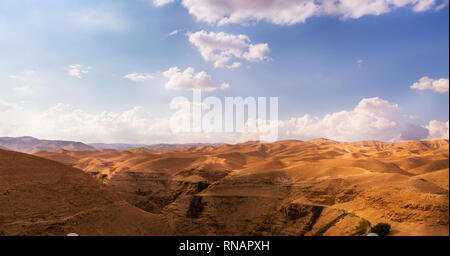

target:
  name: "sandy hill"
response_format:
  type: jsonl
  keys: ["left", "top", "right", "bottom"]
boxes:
{"left": 89, "top": 142, "right": 222, "bottom": 150}
{"left": 34, "top": 139, "right": 449, "bottom": 236}
{"left": 0, "top": 136, "right": 94, "bottom": 154}
{"left": 0, "top": 148, "right": 170, "bottom": 236}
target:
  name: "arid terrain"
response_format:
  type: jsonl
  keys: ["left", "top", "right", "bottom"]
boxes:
{"left": 0, "top": 136, "right": 94, "bottom": 154}
{"left": 0, "top": 136, "right": 219, "bottom": 153}
{"left": 1, "top": 139, "right": 448, "bottom": 236}
{"left": 0, "top": 149, "right": 171, "bottom": 236}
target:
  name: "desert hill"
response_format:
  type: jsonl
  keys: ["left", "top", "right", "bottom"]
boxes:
{"left": 35, "top": 139, "right": 449, "bottom": 236}
{"left": 89, "top": 142, "right": 222, "bottom": 150}
{"left": 88, "top": 143, "right": 149, "bottom": 150}
{"left": 0, "top": 148, "right": 170, "bottom": 236}
{"left": 0, "top": 136, "right": 94, "bottom": 154}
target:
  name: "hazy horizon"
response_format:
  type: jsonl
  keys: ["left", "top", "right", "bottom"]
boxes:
{"left": 1, "top": 135, "right": 449, "bottom": 148}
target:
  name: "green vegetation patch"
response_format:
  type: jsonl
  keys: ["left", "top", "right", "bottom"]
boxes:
{"left": 314, "top": 212, "right": 348, "bottom": 236}
{"left": 351, "top": 219, "right": 371, "bottom": 236}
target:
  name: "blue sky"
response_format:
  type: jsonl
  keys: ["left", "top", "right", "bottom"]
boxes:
{"left": 0, "top": 0, "right": 448, "bottom": 144}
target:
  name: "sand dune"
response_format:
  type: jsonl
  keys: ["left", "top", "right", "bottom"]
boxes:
{"left": 27, "top": 139, "right": 450, "bottom": 235}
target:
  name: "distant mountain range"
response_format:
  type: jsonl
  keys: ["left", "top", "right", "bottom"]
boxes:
{"left": 0, "top": 136, "right": 94, "bottom": 154}
{"left": 88, "top": 142, "right": 220, "bottom": 150}
{"left": 135, "top": 143, "right": 223, "bottom": 150}
{"left": 0, "top": 136, "right": 222, "bottom": 153}
{"left": 88, "top": 143, "right": 149, "bottom": 150}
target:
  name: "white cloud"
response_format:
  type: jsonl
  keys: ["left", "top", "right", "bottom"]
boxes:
{"left": 67, "top": 65, "right": 92, "bottom": 79}
{"left": 0, "top": 100, "right": 21, "bottom": 112}
{"left": 0, "top": 103, "right": 239, "bottom": 144}
{"left": 426, "top": 120, "right": 449, "bottom": 140}
{"left": 163, "top": 67, "right": 230, "bottom": 91}
{"left": 31, "top": 104, "right": 171, "bottom": 144}
{"left": 245, "top": 97, "right": 448, "bottom": 142}
{"left": 411, "top": 76, "right": 449, "bottom": 93}
{"left": 187, "top": 30, "right": 269, "bottom": 68}
{"left": 436, "top": 0, "right": 450, "bottom": 9}
{"left": 71, "top": 7, "right": 127, "bottom": 31}
{"left": 399, "top": 123, "right": 430, "bottom": 141}
{"left": 160, "top": 0, "right": 449, "bottom": 26}
{"left": 412, "top": 0, "right": 438, "bottom": 11}
{"left": 168, "top": 29, "right": 179, "bottom": 36}
{"left": 1, "top": 97, "right": 447, "bottom": 144}
{"left": 153, "top": 0, "right": 176, "bottom": 7}
{"left": 273, "top": 97, "right": 403, "bottom": 142}
{"left": 123, "top": 73, "right": 154, "bottom": 82}
{"left": 226, "top": 62, "right": 243, "bottom": 69}
{"left": 243, "top": 43, "right": 270, "bottom": 62}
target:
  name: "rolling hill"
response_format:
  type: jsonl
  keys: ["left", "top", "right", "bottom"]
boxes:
{"left": 0, "top": 148, "right": 170, "bottom": 236}
{"left": 35, "top": 139, "right": 449, "bottom": 236}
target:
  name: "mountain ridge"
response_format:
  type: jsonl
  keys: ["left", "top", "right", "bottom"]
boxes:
{"left": 0, "top": 136, "right": 94, "bottom": 154}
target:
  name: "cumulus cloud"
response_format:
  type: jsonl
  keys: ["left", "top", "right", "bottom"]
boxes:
{"left": 31, "top": 104, "right": 172, "bottom": 143}
{"left": 247, "top": 97, "right": 449, "bottom": 142}
{"left": 154, "top": 0, "right": 448, "bottom": 26}
{"left": 153, "top": 0, "right": 176, "bottom": 7}
{"left": 1, "top": 97, "right": 447, "bottom": 143}
{"left": 426, "top": 120, "right": 449, "bottom": 140}
{"left": 163, "top": 67, "right": 230, "bottom": 91}
{"left": 410, "top": 76, "right": 449, "bottom": 93}
{"left": 67, "top": 65, "right": 92, "bottom": 79}
{"left": 123, "top": 73, "right": 154, "bottom": 82}
{"left": 412, "top": 0, "right": 439, "bottom": 11}
{"left": 0, "top": 103, "right": 241, "bottom": 144}
{"left": 273, "top": 97, "right": 403, "bottom": 142}
{"left": 243, "top": 43, "right": 270, "bottom": 62}
{"left": 399, "top": 123, "right": 430, "bottom": 141}
{"left": 187, "top": 30, "right": 269, "bottom": 68}
{"left": 226, "top": 62, "right": 242, "bottom": 69}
